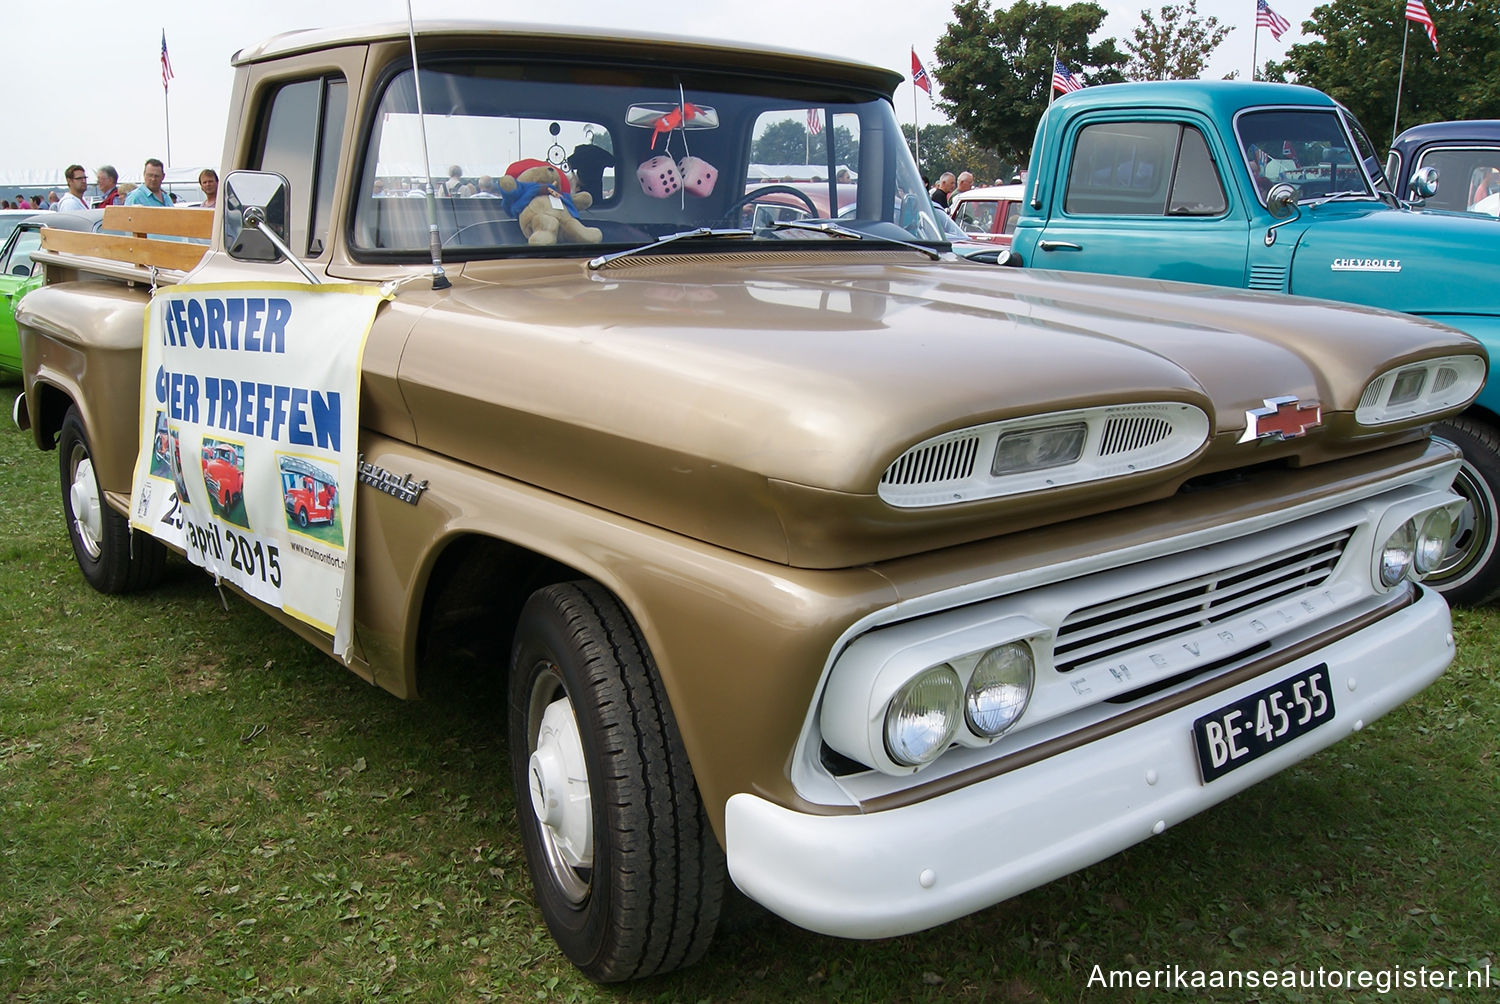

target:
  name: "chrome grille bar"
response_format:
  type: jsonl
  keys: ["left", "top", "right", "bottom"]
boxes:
{"left": 1053, "top": 529, "right": 1351, "bottom": 672}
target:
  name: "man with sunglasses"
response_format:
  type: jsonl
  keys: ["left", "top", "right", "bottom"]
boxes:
{"left": 57, "top": 165, "right": 91, "bottom": 212}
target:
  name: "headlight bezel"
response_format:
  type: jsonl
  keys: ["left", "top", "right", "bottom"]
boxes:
{"left": 820, "top": 617, "right": 1048, "bottom": 777}
{"left": 879, "top": 402, "right": 1210, "bottom": 509}
{"left": 1356, "top": 355, "right": 1485, "bottom": 427}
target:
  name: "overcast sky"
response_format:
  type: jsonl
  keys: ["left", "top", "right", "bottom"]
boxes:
{"left": 4, "top": 0, "right": 1300, "bottom": 185}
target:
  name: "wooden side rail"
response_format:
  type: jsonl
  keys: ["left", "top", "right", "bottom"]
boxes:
{"left": 39, "top": 229, "right": 207, "bottom": 273}
{"left": 37, "top": 206, "right": 212, "bottom": 273}
{"left": 105, "top": 206, "right": 213, "bottom": 240}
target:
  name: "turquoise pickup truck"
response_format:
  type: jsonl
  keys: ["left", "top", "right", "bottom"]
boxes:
{"left": 1012, "top": 81, "right": 1500, "bottom": 603}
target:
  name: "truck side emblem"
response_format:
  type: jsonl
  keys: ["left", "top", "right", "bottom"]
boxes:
{"left": 1330, "top": 258, "right": 1402, "bottom": 272}
{"left": 357, "top": 454, "right": 429, "bottom": 505}
{"left": 1238, "top": 396, "right": 1322, "bottom": 443}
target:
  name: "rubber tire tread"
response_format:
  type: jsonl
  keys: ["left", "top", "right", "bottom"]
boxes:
{"left": 1432, "top": 416, "right": 1500, "bottom": 605}
{"left": 59, "top": 407, "right": 167, "bottom": 594}
{"left": 510, "top": 581, "right": 725, "bottom": 982}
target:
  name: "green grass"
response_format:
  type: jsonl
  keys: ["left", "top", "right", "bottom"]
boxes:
{"left": 2, "top": 383, "right": 1497, "bottom": 1002}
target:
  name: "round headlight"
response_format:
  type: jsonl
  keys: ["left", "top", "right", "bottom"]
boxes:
{"left": 965, "top": 643, "right": 1035, "bottom": 738}
{"left": 884, "top": 665, "right": 962, "bottom": 767}
{"left": 1414, "top": 508, "right": 1455, "bottom": 576}
{"left": 1379, "top": 519, "right": 1417, "bottom": 588}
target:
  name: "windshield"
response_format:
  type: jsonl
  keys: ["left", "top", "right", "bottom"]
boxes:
{"left": 1235, "top": 108, "right": 1377, "bottom": 203}
{"left": 352, "top": 60, "right": 945, "bottom": 257}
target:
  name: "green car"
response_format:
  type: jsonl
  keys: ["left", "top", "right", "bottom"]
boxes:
{"left": 1, "top": 210, "right": 106, "bottom": 381}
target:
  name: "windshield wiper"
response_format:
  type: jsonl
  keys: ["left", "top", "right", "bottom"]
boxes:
{"left": 588, "top": 227, "right": 754, "bottom": 270}
{"left": 771, "top": 219, "right": 941, "bottom": 260}
{"left": 1309, "top": 190, "right": 1377, "bottom": 207}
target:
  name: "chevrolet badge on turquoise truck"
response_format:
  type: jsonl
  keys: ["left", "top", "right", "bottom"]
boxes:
{"left": 1012, "top": 81, "right": 1500, "bottom": 603}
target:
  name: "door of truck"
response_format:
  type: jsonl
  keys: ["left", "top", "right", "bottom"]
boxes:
{"left": 1021, "top": 114, "right": 1250, "bottom": 286}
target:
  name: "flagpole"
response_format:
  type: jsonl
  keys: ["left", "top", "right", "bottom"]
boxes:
{"left": 1251, "top": 14, "right": 1260, "bottom": 80}
{"left": 1393, "top": 21, "right": 1411, "bottom": 146}
{"left": 912, "top": 84, "right": 921, "bottom": 174}
{"left": 164, "top": 91, "right": 172, "bottom": 167}
{"left": 1049, "top": 44, "right": 1057, "bottom": 106}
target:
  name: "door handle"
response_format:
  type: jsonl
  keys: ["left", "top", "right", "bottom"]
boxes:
{"left": 1037, "top": 240, "right": 1083, "bottom": 251}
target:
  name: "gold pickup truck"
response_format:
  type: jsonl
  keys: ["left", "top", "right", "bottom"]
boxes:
{"left": 12, "top": 21, "right": 1487, "bottom": 982}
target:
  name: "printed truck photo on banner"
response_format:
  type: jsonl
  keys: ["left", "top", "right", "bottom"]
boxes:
{"left": 129, "top": 282, "right": 385, "bottom": 657}
{"left": 201, "top": 439, "right": 249, "bottom": 528}
{"left": 278, "top": 455, "right": 344, "bottom": 545}
{"left": 149, "top": 411, "right": 173, "bottom": 479}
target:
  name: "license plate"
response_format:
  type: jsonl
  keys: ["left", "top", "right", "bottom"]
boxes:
{"left": 1193, "top": 664, "right": 1336, "bottom": 783}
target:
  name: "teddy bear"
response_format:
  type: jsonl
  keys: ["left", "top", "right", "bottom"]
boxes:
{"left": 495, "top": 162, "right": 602, "bottom": 245}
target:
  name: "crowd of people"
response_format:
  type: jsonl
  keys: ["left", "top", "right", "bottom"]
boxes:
{"left": 2, "top": 161, "right": 218, "bottom": 212}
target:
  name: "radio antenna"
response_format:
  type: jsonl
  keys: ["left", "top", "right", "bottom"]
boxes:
{"left": 405, "top": 0, "right": 450, "bottom": 290}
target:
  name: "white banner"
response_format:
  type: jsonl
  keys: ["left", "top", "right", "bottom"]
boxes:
{"left": 129, "top": 282, "right": 387, "bottom": 659}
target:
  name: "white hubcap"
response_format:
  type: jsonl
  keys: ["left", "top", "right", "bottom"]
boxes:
{"left": 528, "top": 696, "right": 593, "bottom": 902}
{"left": 69, "top": 455, "right": 104, "bottom": 559}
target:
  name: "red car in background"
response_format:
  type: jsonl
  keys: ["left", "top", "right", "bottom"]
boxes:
{"left": 948, "top": 184, "right": 1026, "bottom": 246}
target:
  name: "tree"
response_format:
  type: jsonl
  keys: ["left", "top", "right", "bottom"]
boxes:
{"left": 901, "top": 124, "right": 1016, "bottom": 183}
{"left": 1267, "top": 0, "right": 1500, "bottom": 145}
{"left": 934, "top": 0, "right": 1129, "bottom": 167}
{"left": 1123, "top": 0, "right": 1232, "bottom": 81}
{"left": 751, "top": 120, "right": 860, "bottom": 167}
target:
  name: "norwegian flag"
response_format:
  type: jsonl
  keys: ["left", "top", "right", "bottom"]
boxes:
{"left": 159, "top": 29, "right": 174, "bottom": 91}
{"left": 1406, "top": 0, "right": 1438, "bottom": 52}
{"left": 1256, "top": 0, "right": 1292, "bottom": 41}
{"left": 1052, "top": 60, "right": 1083, "bottom": 94}
{"left": 911, "top": 48, "right": 932, "bottom": 95}
{"left": 807, "top": 108, "right": 822, "bottom": 135}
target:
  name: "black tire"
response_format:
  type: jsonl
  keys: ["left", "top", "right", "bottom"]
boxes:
{"left": 508, "top": 582, "right": 725, "bottom": 982}
{"left": 296, "top": 508, "right": 309, "bottom": 528}
{"left": 1429, "top": 416, "right": 1500, "bottom": 605}
{"left": 59, "top": 406, "right": 167, "bottom": 594}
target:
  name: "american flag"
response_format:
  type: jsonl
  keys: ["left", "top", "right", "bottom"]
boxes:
{"left": 911, "top": 49, "right": 932, "bottom": 96}
{"left": 1256, "top": 0, "right": 1291, "bottom": 41}
{"left": 159, "top": 30, "right": 174, "bottom": 91}
{"left": 1406, "top": 0, "right": 1438, "bottom": 52}
{"left": 807, "top": 108, "right": 822, "bottom": 135}
{"left": 1052, "top": 60, "right": 1082, "bottom": 94}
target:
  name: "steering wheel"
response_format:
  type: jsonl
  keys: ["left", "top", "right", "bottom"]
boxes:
{"left": 720, "top": 184, "right": 820, "bottom": 226}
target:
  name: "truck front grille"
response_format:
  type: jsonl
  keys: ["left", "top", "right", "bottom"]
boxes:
{"left": 1052, "top": 528, "right": 1352, "bottom": 673}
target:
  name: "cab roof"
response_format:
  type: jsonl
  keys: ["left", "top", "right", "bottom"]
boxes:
{"left": 1049, "top": 80, "right": 1338, "bottom": 117}
{"left": 231, "top": 20, "right": 903, "bottom": 95}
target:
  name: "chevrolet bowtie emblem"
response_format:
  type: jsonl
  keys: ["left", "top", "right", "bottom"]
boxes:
{"left": 1238, "top": 396, "right": 1322, "bottom": 443}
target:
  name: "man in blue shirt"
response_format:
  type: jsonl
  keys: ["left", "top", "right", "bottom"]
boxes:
{"left": 125, "top": 159, "right": 172, "bottom": 207}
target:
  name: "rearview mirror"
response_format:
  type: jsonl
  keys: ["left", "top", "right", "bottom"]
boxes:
{"left": 223, "top": 171, "right": 291, "bottom": 263}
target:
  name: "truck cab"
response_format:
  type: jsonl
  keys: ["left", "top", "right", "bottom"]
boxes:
{"left": 1013, "top": 81, "right": 1500, "bottom": 603}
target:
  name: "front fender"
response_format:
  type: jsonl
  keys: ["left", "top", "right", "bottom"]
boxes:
{"left": 1409, "top": 313, "right": 1500, "bottom": 415}
{"left": 17, "top": 283, "right": 151, "bottom": 495}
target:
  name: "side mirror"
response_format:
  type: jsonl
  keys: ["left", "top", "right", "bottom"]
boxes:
{"left": 1265, "top": 183, "right": 1299, "bottom": 219}
{"left": 1408, "top": 166, "right": 1439, "bottom": 200}
{"left": 1263, "top": 183, "right": 1303, "bottom": 247}
{"left": 223, "top": 170, "right": 292, "bottom": 263}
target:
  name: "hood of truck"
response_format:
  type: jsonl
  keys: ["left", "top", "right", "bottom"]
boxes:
{"left": 386, "top": 254, "right": 1480, "bottom": 567}
{"left": 1289, "top": 204, "right": 1500, "bottom": 318}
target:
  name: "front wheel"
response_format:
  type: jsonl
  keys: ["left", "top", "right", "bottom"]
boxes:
{"left": 508, "top": 582, "right": 725, "bottom": 982}
{"left": 1428, "top": 417, "right": 1500, "bottom": 605}
{"left": 59, "top": 406, "right": 166, "bottom": 593}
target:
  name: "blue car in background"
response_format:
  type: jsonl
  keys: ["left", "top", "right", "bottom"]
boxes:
{"left": 1387, "top": 119, "right": 1500, "bottom": 217}
{"left": 1010, "top": 82, "right": 1500, "bottom": 603}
